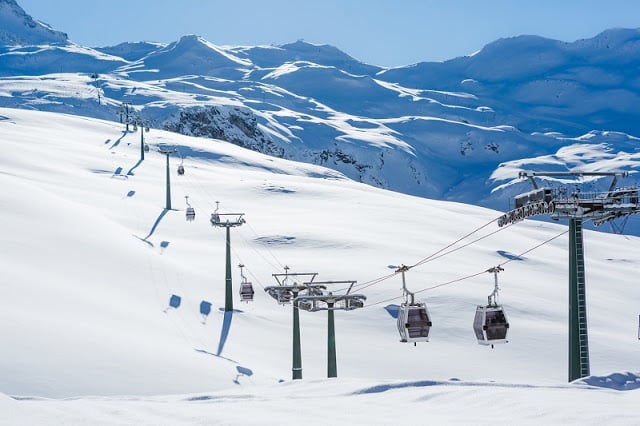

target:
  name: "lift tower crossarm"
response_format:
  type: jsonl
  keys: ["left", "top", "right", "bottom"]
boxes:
{"left": 272, "top": 272, "right": 318, "bottom": 286}
{"left": 519, "top": 171, "right": 628, "bottom": 191}
{"left": 501, "top": 171, "right": 638, "bottom": 227}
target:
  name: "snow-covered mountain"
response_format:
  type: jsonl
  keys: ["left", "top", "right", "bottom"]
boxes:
{"left": 0, "top": 0, "right": 67, "bottom": 45}
{"left": 2, "top": 0, "right": 640, "bottom": 235}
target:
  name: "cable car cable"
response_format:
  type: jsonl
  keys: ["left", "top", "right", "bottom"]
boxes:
{"left": 363, "top": 227, "right": 570, "bottom": 308}
{"left": 409, "top": 215, "right": 504, "bottom": 270}
{"left": 343, "top": 216, "right": 515, "bottom": 295}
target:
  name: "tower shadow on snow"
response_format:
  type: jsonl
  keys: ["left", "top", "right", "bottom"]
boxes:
{"left": 127, "top": 157, "right": 144, "bottom": 176}
{"left": 109, "top": 130, "right": 128, "bottom": 149}
{"left": 216, "top": 310, "right": 234, "bottom": 356}
{"left": 134, "top": 208, "right": 170, "bottom": 247}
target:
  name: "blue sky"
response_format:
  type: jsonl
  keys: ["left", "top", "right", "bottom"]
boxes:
{"left": 18, "top": 0, "right": 640, "bottom": 67}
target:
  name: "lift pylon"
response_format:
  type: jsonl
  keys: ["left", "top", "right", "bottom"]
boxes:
{"left": 502, "top": 170, "right": 640, "bottom": 381}
{"left": 264, "top": 267, "right": 322, "bottom": 380}
{"left": 295, "top": 280, "right": 366, "bottom": 378}
{"left": 158, "top": 147, "right": 177, "bottom": 210}
{"left": 210, "top": 203, "right": 245, "bottom": 312}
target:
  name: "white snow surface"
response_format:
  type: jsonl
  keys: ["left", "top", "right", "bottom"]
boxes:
{"left": 1, "top": 108, "right": 640, "bottom": 424}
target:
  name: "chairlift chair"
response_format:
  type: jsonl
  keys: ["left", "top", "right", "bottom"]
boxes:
{"left": 473, "top": 266, "right": 509, "bottom": 348}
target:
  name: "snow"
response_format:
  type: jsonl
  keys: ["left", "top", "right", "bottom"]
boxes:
{"left": 0, "top": 0, "right": 67, "bottom": 45}
{"left": 490, "top": 141, "right": 640, "bottom": 192}
{"left": 4, "top": 1, "right": 640, "bottom": 223}
{"left": 1, "top": 108, "right": 640, "bottom": 424}
{"left": 3, "top": 379, "right": 640, "bottom": 425}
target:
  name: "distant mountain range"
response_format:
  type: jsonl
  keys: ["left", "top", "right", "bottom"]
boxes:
{"left": 2, "top": 0, "right": 640, "bottom": 233}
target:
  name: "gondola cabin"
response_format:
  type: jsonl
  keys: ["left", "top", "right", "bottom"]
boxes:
{"left": 473, "top": 305, "right": 509, "bottom": 347}
{"left": 273, "top": 289, "right": 293, "bottom": 305}
{"left": 397, "top": 302, "right": 432, "bottom": 344}
{"left": 185, "top": 207, "right": 195, "bottom": 221}
{"left": 239, "top": 282, "right": 255, "bottom": 302}
{"left": 298, "top": 300, "right": 312, "bottom": 311}
{"left": 177, "top": 165, "right": 185, "bottom": 175}
{"left": 278, "top": 289, "right": 293, "bottom": 304}
{"left": 266, "top": 287, "right": 293, "bottom": 304}
{"left": 345, "top": 298, "right": 364, "bottom": 310}
{"left": 144, "top": 143, "right": 150, "bottom": 152}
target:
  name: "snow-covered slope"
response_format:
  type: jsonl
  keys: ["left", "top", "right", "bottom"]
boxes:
{"left": 2, "top": 108, "right": 640, "bottom": 424}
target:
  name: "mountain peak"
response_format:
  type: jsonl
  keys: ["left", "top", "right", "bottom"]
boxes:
{"left": 280, "top": 39, "right": 358, "bottom": 62}
{"left": 0, "top": 0, "right": 68, "bottom": 45}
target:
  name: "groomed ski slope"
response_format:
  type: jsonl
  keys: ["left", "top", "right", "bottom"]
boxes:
{"left": 1, "top": 108, "right": 639, "bottom": 424}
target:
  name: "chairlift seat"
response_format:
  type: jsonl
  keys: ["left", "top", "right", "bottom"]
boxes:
{"left": 397, "top": 302, "right": 432, "bottom": 343}
{"left": 473, "top": 305, "right": 509, "bottom": 346}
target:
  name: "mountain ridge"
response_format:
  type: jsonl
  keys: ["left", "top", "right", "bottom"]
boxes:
{"left": 0, "top": 0, "right": 67, "bottom": 45}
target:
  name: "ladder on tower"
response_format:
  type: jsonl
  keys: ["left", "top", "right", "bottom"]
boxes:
{"left": 568, "top": 218, "right": 591, "bottom": 380}
{"left": 574, "top": 219, "right": 590, "bottom": 377}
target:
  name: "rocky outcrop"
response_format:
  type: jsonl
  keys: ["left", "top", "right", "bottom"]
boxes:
{"left": 163, "top": 106, "right": 285, "bottom": 158}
